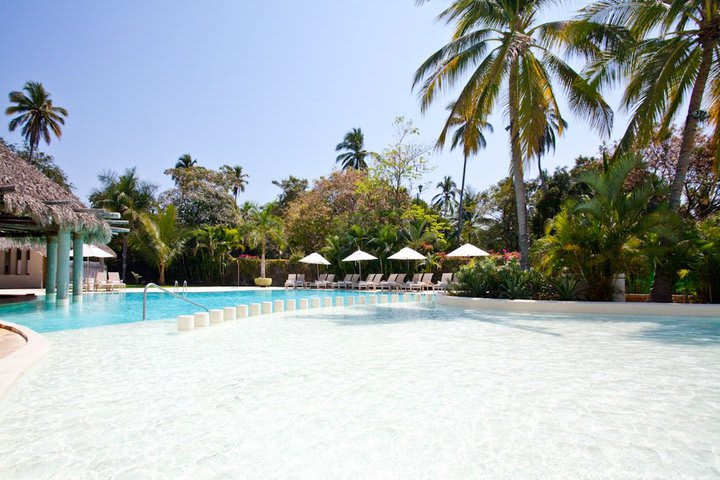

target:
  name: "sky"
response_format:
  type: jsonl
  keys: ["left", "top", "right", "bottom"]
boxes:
{"left": 0, "top": 0, "right": 629, "bottom": 205}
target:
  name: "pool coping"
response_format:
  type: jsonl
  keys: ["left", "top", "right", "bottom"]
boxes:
{"left": 0, "top": 321, "right": 49, "bottom": 399}
{"left": 437, "top": 294, "right": 720, "bottom": 318}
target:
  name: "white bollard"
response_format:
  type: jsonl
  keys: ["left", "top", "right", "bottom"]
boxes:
{"left": 299, "top": 299, "right": 308, "bottom": 310}
{"left": 236, "top": 305, "right": 248, "bottom": 318}
{"left": 390, "top": 294, "right": 399, "bottom": 303}
{"left": 223, "top": 307, "right": 236, "bottom": 321}
{"left": 249, "top": 303, "right": 260, "bottom": 316}
{"left": 357, "top": 296, "right": 366, "bottom": 305}
{"left": 286, "top": 299, "right": 296, "bottom": 311}
{"left": 209, "top": 309, "right": 224, "bottom": 325}
{"left": 177, "top": 315, "right": 194, "bottom": 331}
{"left": 274, "top": 299, "right": 285, "bottom": 312}
{"left": 368, "top": 295, "right": 377, "bottom": 305}
{"left": 379, "top": 295, "right": 388, "bottom": 304}
{"left": 335, "top": 297, "right": 344, "bottom": 307}
{"left": 262, "top": 302, "right": 273, "bottom": 314}
{"left": 323, "top": 297, "right": 333, "bottom": 308}
{"left": 194, "top": 311, "right": 210, "bottom": 327}
{"left": 311, "top": 298, "right": 320, "bottom": 309}
{"left": 346, "top": 296, "right": 355, "bottom": 306}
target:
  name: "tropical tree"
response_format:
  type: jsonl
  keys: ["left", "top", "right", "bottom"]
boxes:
{"left": 335, "top": 128, "right": 374, "bottom": 170}
{"left": 535, "top": 155, "right": 679, "bottom": 300}
{"left": 220, "top": 164, "right": 249, "bottom": 203}
{"left": 242, "top": 205, "right": 285, "bottom": 279}
{"left": 133, "top": 205, "right": 186, "bottom": 285}
{"left": 175, "top": 153, "right": 197, "bottom": 169}
{"left": 89, "top": 168, "right": 157, "bottom": 281}
{"left": 414, "top": 0, "right": 613, "bottom": 267}
{"left": 432, "top": 176, "right": 458, "bottom": 217}
{"left": 445, "top": 104, "right": 493, "bottom": 240}
{"left": 5, "top": 82, "right": 68, "bottom": 163}
{"left": 581, "top": 0, "right": 720, "bottom": 301}
{"left": 536, "top": 109, "right": 568, "bottom": 191}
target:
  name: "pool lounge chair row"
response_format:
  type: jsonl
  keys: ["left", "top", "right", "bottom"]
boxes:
{"left": 84, "top": 272, "right": 126, "bottom": 292}
{"left": 284, "top": 273, "right": 454, "bottom": 291}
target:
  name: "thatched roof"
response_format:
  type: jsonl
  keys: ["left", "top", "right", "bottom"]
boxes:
{"left": 0, "top": 143, "right": 111, "bottom": 242}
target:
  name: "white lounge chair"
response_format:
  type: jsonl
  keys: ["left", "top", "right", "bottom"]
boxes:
{"left": 434, "top": 273, "right": 454, "bottom": 291}
{"left": 316, "top": 274, "right": 334, "bottom": 289}
{"left": 379, "top": 274, "right": 398, "bottom": 290}
{"left": 95, "top": 271, "right": 109, "bottom": 291}
{"left": 353, "top": 274, "right": 374, "bottom": 290}
{"left": 332, "top": 274, "right": 353, "bottom": 289}
{"left": 107, "top": 272, "right": 126, "bottom": 291}
{"left": 405, "top": 273, "right": 423, "bottom": 291}
{"left": 294, "top": 274, "right": 306, "bottom": 289}
{"left": 284, "top": 274, "right": 297, "bottom": 288}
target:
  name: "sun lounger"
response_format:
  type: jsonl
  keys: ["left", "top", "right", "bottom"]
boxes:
{"left": 307, "top": 273, "right": 326, "bottom": 288}
{"left": 284, "top": 274, "right": 297, "bottom": 288}
{"left": 315, "top": 274, "right": 334, "bottom": 289}
{"left": 340, "top": 274, "right": 360, "bottom": 289}
{"left": 332, "top": 274, "right": 353, "bottom": 289}
{"left": 354, "top": 273, "right": 376, "bottom": 290}
{"left": 434, "top": 273, "right": 454, "bottom": 290}
{"left": 405, "top": 273, "right": 423, "bottom": 291}
{"left": 379, "top": 274, "right": 398, "bottom": 290}
{"left": 107, "top": 272, "right": 126, "bottom": 291}
{"left": 95, "top": 271, "right": 110, "bottom": 291}
{"left": 421, "top": 273, "right": 434, "bottom": 290}
{"left": 294, "top": 274, "right": 306, "bottom": 288}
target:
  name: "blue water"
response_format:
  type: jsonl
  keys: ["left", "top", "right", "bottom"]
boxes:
{"left": 0, "top": 289, "right": 374, "bottom": 333}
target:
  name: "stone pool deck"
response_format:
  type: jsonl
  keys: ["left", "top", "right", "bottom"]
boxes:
{"left": 0, "top": 322, "right": 49, "bottom": 398}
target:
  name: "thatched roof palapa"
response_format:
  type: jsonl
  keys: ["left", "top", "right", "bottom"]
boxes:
{"left": 0, "top": 143, "right": 111, "bottom": 243}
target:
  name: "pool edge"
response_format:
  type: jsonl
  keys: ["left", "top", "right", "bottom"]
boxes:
{"left": 0, "top": 321, "right": 49, "bottom": 398}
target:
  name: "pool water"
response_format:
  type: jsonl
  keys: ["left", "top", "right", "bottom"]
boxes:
{"left": 1, "top": 303, "right": 719, "bottom": 478}
{"left": 0, "top": 289, "right": 370, "bottom": 332}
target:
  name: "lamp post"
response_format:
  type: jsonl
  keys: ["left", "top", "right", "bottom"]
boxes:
{"left": 417, "top": 184, "right": 423, "bottom": 201}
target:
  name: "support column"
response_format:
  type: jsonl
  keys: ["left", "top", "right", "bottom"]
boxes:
{"left": 45, "top": 235, "right": 58, "bottom": 296}
{"left": 56, "top": 228, "right": 72, "bottom": 301}
{"left": 72, "top": 232, "right": 84, "bottom": 296}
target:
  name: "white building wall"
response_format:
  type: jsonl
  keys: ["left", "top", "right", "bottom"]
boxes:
{"left": 0, "top": 249, "right": 44, "bottom": 289}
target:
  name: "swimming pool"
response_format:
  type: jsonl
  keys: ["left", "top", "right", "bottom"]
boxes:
{"left": 1, "top": 303, "right": 718, "bottom": 478}
{"left": 0, "top": 289, "right": 371, "bottom": 332}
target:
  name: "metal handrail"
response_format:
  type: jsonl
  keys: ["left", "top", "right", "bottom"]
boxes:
{"left": 142, "top": 283, "right": 208, "bottom": 320}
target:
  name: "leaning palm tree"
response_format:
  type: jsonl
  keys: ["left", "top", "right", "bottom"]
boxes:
{"left": 335, "top": 128, "right": 374, "bottom": 170}
{"left": 5, "top": 82, "right": 68, "bottom": 163}
{"left": 242, "top": 206, "right": 285, "bottom": 279}
{"left": 581, "top": 0, "right": 719, "bottom": 301}
{"left": 133, "top": 205, "right": 186, "bottom": 285}
{"left": 220, "top": 164, "right": 249, "bottom": 203}
{"left": 89, "top": 168, "right": 157, "bottom": 282}
{"left": 432, "top": 176, "right": 458, "bottom": 218}
{"left": 414, "top": 0, "right": 613, "bottom": 267}
{"left": 445, "top": 104, "right": 493, "bottom": 240}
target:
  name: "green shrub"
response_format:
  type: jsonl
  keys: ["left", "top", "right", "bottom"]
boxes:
{"left": 450, "top": 258, "right": 549, "bottom": 299}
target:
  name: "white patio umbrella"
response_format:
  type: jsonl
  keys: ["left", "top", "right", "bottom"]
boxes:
{"left": 388, "top": 246, "right": 426, "bottom": 273}
{"left": 299, "top": 252, "right": 331, "bottom": 278}
{"left": 446, "top": 243, "right": 490, "bottom": 257}
{"left": 69, "top": 244, "right": 116, "bottom": 278}
{"left": 342, "top": 249, "right": 377, "bottom": 277}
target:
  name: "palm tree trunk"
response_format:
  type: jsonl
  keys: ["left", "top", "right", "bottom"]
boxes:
{"left": 122, "top": 236, "right": 128, "bottom": 282}
{"left": 456, "top": 154, "right": 468, "bottom": 241}
{"left": 28, "top": 143, "right": 36, "bottom": 164}
{"left": 260, "top": 241, "right": 266, "bottom": 278}
{"left": 508, "top": 63, "right": 531, "bottom": 269}
{"left": 159, "top": 261, "right": 165, "bottom": 285}
{"left": 650, "top": 39, "right": 715, "bottom": 302}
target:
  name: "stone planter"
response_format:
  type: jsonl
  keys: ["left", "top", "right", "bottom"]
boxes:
{"left": 254, "top": 277, "right": 272, "bottom": 287}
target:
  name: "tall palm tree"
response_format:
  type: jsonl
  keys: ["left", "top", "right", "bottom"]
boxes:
{"left": 243, "top": 206, "right": 284, "bottom": 279}
{"left": 536, "top": 109, "right": 568, "bottom": 191}
{"left": 335, "top": 128, "right": 374, "bottom": 170}
{"left": 445, "top": 105, "right": 493, "bottom": 241}
{"left": 133, "top": 205, "right": 186, "bottom": 285}
{"left": 581, "top": 0, "right": 719, "bottom": 301}
{"left": 432, "top": 176, "right": 458, "bottom": 218}
{"left": 175, "top": 153, "right": 197, "bottom": 169}
{"left": 221, "top": 164, "right": 249, "bottom": 203}
{"left": 414, "top": 0, "right": 613, "bottom": 267}
{"left": 6, "top": 82, "right": 68, "bottom": 163}
{"left": 89, "top": 168, "right": 157, "bottom": 282}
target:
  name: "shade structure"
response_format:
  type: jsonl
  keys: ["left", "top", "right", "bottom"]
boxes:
{"left": 69, "top": 244, "right": 115, "bottom": 258}
{"left": 388, "top": 247, "right": 426, "bottom": 261}
{"left": 299, "top": 252, "right": 331, "bottom": 278}
{"left": 342, "top": 249, "right": 378, "bottom": 277}
{"left": 446, "top": 243, "right": 490, "bottom": 258}
{"left": 298, "top": 252, "right": 331, "bottom": 266}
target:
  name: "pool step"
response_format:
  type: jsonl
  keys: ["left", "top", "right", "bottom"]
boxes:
{"left": 175, "top": 292, "right": 435, "bottom": 332}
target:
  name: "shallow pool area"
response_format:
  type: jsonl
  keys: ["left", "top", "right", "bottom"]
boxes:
{"left": 0, "top": 289, "right": 369, "bottom": 332}
{"left": 1, "top": 303, "right": 719, "bottom": 478}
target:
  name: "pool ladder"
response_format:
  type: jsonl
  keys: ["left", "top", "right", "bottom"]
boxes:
{"left": 142, "top": 283, "right": 208, "bottom": 320}
{"left": 173, "top": 280, "right": 188, "bottom": 294}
